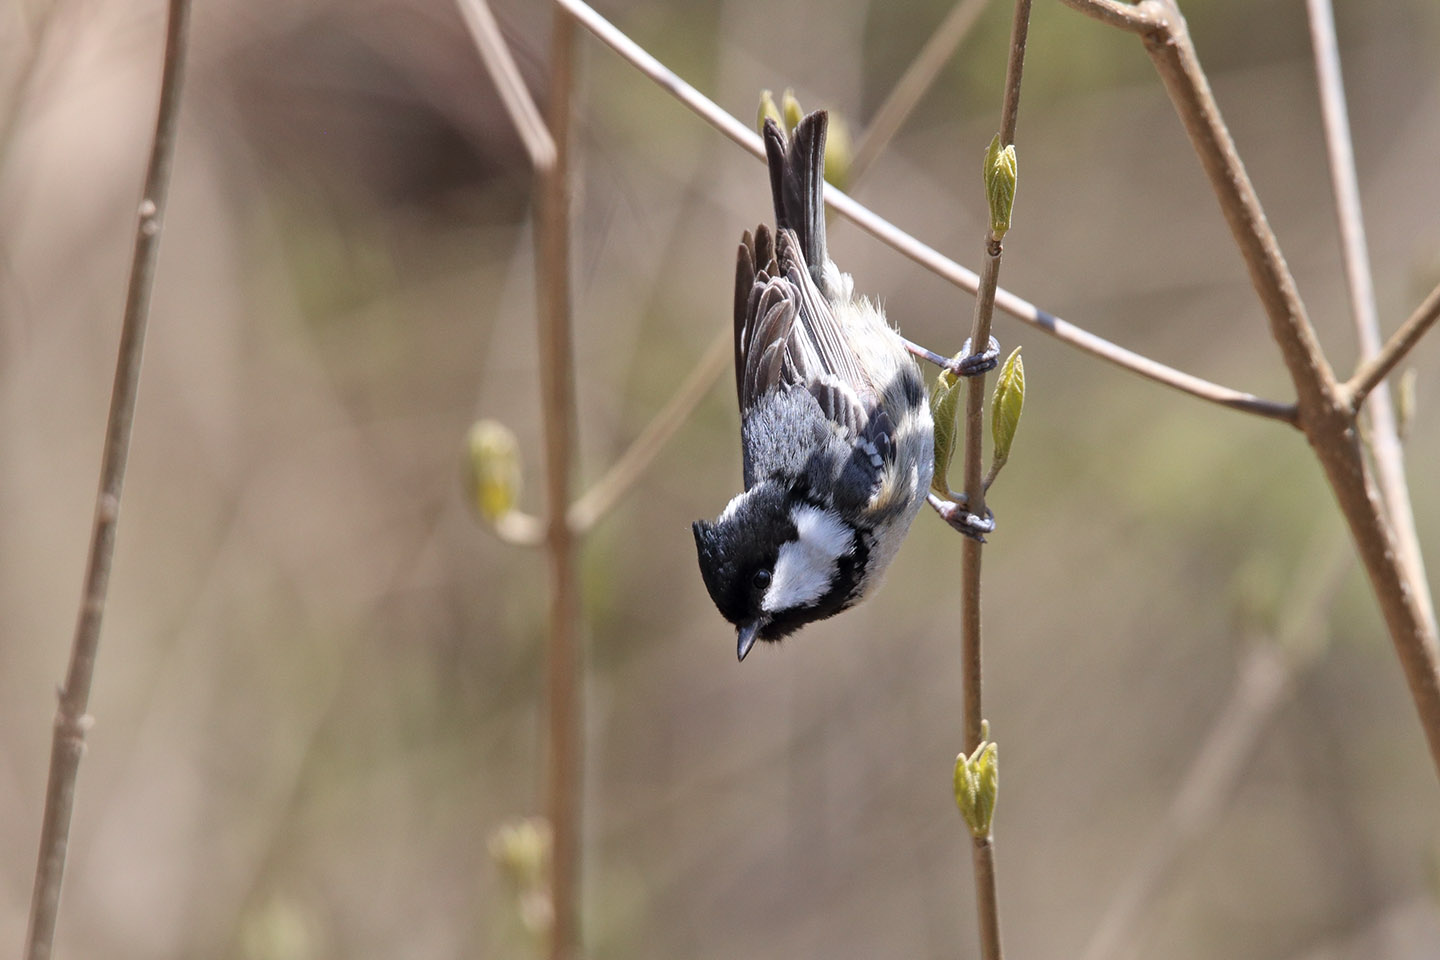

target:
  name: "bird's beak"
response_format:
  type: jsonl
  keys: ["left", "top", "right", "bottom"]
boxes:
{"left": 737, "top": 621, "right": 762, "bottom": 662}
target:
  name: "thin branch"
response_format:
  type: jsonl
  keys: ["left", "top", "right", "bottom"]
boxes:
{"left": 537, "top": 10, "right": 582, "bottom": 960}
{"left": 958, "top": 5, "right": 1031, "bottom": 960}
{"left": 1346, "top": 280, "right": 1440, "bottom": 411}
{"left": 1053, "top": 0, "right": 1164, "bottom": 33}
{"left": 23, "top": 2, "right": 192, "bottom": 958}
{"left": 849, "top": 0, "right": 991, "bottom": 184}
{"left": 568, "top": 327, "right": 729, "bottom": 532}
{"left": 456, "top": 0, "right": 557, "bottom": 172}
{"left": 1305, "top": 0, "right": 1432, "bottom": 625}
{"left": 554, "top": 0, "right": 1296, "bottom": 424}
{"left": 1064, "top": 0, "right": 1440, "bottom": 779}
{"left": 1306, "top": 0, "right": 1379, "bottom": 354}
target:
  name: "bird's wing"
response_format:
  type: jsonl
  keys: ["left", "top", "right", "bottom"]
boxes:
{"left": 734, "top": 226, "right": 872, "bottom": 421}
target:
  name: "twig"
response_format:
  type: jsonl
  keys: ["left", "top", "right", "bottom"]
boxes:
{"left": 1054, "top": 0, "right": 1164, "bottom": 33}
{"left": 537, "top": 10, "right": 582, "bottom": 960}
{"left": 22, "top": 2, "right": 192, "bottom": 958}
{"left": 1305, "top": 0, "right": 1432, "bottom": 624}
{"left": 1346, "top": 280, "right": 1440, "bottom": 411}
{"left": 958, "top": 5, "right": 1031, "bottom": 960}
{"left": 1063, "top": 0, "right": 1440, "bottom": 781}
{"left": 568, "top": 327, "right": 729, "bottom": 532}
{"left": 554, "top": 0, "right": 1296, "bottom": 424}
{"left": 456, "top": 0, "right": 557, "bottom": 172}
{"left": 849, "top": 0, "right": 991, "bottom": 184}
{"left": 1079, "top": 535, "right": 1351, "bottom": 960}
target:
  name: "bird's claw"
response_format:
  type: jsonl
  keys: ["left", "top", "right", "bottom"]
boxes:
{"left": 928, "top": 493, "right": 996, "bottom": 542}
{"left": 945, "top": 336, "right": 1001, "bottom": 378}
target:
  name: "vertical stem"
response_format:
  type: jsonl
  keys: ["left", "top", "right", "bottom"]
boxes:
{"left": 1304, "top": 0, "right": 1432, "bottom": 618}
{"left": 538, "top": 10, "right": 581, "bottom": 960}
{"left": 959, "top": 249, "right": 1002, "bottom": 750}
{"left": 23, "top": 2, "right": 192, "bottom": 959}
{"left": 959, "top": 4, "right": 1030, "bottom": 960}
{"left": 971, "top": 839, "right": 1004, "bottom": 960}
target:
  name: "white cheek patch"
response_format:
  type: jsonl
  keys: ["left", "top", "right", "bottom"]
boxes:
{"left": 763, "top": 505, "right": 854, "bottom": 613}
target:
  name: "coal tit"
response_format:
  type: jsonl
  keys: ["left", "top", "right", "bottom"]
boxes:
{"left": 692, "top": 110, "right": 939, "bottom": 661}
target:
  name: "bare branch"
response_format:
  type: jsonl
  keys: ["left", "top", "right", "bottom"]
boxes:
{"left": 24, "top": 2, "right": 192, "bottom": 958}
{"left": 537, "top": 10, "right": 582, "bottom": 960}
{"left": 569, "top": 328, "right": 729, "bottom": 533}
{"left": 554, "top": 0, "right": 1295, "bottom": 424}
{"left": 850, "top": 0, "right": 990, "bottom": 184}
{"left": 957, "top": 5, "right": 1032, "bottom": 959}
{"left": 1053, "top": 0, "right": 1165, "bottom": 33}
{"left": 457, "top": 0, "right": 556, "bottom": 172}
{"left": 1305, "top": 0, "right": 1431, "bottom": 616}
{"left": 1346, "top": 280, "right": 1440, "bottom": 412}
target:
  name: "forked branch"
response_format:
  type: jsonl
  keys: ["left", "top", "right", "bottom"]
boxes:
{"left": 1061, "top": 0, "right": 1440, "bottom": 781}
{"left": 1346, "top": 280, "right": 1440, "bottom": 411}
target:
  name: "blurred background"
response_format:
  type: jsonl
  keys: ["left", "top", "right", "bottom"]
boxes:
{"left": 3, "top": 0, "right": 1440, "bottom": 957}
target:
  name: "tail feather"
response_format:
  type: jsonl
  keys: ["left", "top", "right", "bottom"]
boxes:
{"left": 762, "top": 111, "right": 829, "bottom": 295}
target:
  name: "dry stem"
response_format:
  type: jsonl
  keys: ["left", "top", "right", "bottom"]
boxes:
{"left": 1346, "top": 280, "right": 1440, "bottom": 411}
{"left": 1305, "top": 0, "right": 1431, "bottom": 620}
{"left": 957, "top": 5, "right": 1031, "bottom": 960}
{"left": 23, "top": 2, "right": 192, "bottom": 957}
{"left": 457, "top": 0, "right": 557, "bottom": 171}
{"left": 538, "top": 10, "right": 583, "bottom": 960}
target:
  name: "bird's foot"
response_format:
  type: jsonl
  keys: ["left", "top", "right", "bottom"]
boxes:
{"left": 928, "top": 492, "right": 995, "bottom": 542}
{"left": 944, "top": 337, "right": 1001, "bottom": 378}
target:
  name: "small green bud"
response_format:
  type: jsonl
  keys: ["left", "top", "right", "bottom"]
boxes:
{"left": 782, "top": 88, "right": 804, "bottom": 134}
{"left": 757, "top": 89, "right": 782, "bottom": 133}
{"left": 986, "top": 347, "right": 1025, "bottom": 487}
{"left": 954, "top": 721, "right": 999, "bottom": 839}
{"left": 983, "top": 134, "right": 1018, "bottom": 240}
{"left": 929, "top": 362, "right": 964, "bottom": 496}
{"left": 489, "top": 817, "right": 552, "bottom": 893}
{"left": 489, "top": 817, "right": 554, "bottom": 935}
{"left": 464, "top": 419, "right": 523, "bottom": 523}
{"left": 823, "top": 111, "right": 852, "bottom": 190}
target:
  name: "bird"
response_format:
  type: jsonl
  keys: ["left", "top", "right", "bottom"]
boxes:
{"left": 692, "top": 109, "right": 983, "bottom": 661}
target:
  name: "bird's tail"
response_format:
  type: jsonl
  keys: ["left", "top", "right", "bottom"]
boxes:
{"left": 763, "top": 110, "right": 829, "bottom": 295}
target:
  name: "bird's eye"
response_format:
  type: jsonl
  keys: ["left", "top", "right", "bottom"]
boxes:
{"left": 752, "top": 569, "right": 771, "bottom": 590}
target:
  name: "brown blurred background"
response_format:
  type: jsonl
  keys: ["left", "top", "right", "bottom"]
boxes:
{"left": 3, "top": 0, "right": 1440, "bottom": 957}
